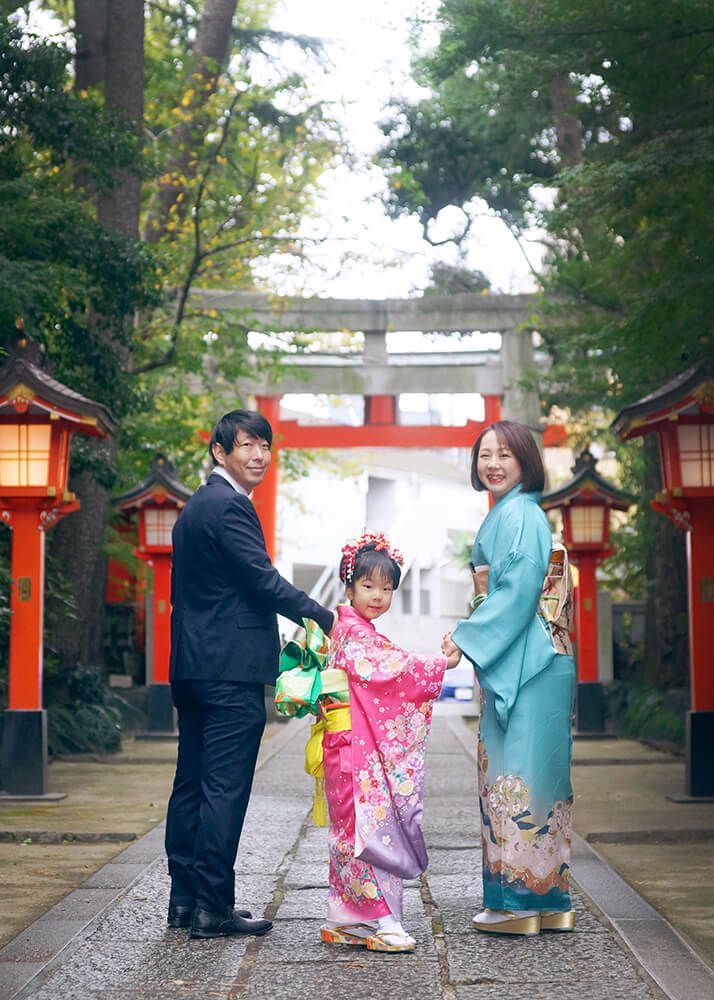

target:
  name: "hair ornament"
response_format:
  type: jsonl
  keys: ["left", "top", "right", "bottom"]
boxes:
{"left": 339, "top": 531, "right": 404, "bottom": 583}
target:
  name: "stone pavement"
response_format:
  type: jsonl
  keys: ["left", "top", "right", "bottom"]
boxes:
{"left": 2, "top": 713, "right": 713, "bottom": 1000}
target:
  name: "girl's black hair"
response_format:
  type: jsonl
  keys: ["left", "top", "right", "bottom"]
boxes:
{"left": 340, "top": 542, "right": 402, "bottom": 589}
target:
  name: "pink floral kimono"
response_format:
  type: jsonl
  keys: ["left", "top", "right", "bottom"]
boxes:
{"left": 323, "top": 604, "right": 447, "bottom": 923}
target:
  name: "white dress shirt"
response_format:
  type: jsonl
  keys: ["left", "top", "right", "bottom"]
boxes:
{"left": 211, "top": 465, "right": 249, "bottom": 497}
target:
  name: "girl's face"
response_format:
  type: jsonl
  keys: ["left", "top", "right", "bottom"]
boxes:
{"left": 346, "top": 572, "right": 394, "bottom": 621}
{"left": 477, "top": 429, "right": 522, "bottom": 500}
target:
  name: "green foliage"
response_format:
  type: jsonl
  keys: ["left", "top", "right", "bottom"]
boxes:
{"left": 424, "top": 261, "right": 490, "bottom": 296}
{"left": 379, "top": 0, "right": 714, "bottom": 638}
{"left": 605, "top": 682, "right": 685, "bottom": 750}
{"left": 46, "top": 666, "right": 122, "bottom": 756}
{"left": 2, "top": 5, "right": 339, "bottom": 491}
{"left": 382, "top": 0, "right": 714, "bottom": 397}
{"left": 0, "top": 18, "right": 159, "bottom": 413}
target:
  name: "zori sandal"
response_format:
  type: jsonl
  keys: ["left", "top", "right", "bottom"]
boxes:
{"left": 472, "top": 910, "right": 541, "bottom": 936}
{"left": 320, "top": 923, "right": 373, "bottom": 947}
{"left": 540, "top": 910, "right": 576, "bottom": 932}
{"left": 366, "top": 929, "right": 416, "bottom": 953}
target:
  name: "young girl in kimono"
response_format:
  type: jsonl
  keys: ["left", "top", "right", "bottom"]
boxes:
{"left": 316, "top": 533, "right": 461, "bottom": 953}
{"left": 444, "top": 421, "right": 576, "bottom": 936}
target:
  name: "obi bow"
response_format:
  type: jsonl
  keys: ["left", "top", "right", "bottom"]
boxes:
{"left": 274, "top": 618, "right": 329, "bottom": 718}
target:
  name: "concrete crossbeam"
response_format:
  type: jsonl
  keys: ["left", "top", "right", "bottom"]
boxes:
{"left": 244, "top": 360, "right": 504, "bottom": 395}
{"left": 191, "top": 289, "right": 536, "bottom": 333}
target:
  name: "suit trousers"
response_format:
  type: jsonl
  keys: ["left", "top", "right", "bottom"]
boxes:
{"left": 165, "top": 679, "right": 266, "bottom": 913}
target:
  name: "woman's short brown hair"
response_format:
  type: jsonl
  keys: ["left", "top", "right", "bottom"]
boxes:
{"left": 470, "top": 420, "right": 545, "bottom": 493}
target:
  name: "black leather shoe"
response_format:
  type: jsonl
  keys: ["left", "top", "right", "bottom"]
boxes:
{"left": 168, "top": 904, "right": 252, "bottom": 928}
{"left": 167, "top": 904, "right": 194, "bottom": 928}
{"left": 190, "top": 906, "right": 272, "bottom": 939}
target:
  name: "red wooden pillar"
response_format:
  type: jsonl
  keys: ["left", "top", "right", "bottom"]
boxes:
{"left": 687, "top": 502, "right": 714, "bottom": 713}
{"left": 253, "top": 395, "right": 281, "bottom": 560}
{"left": 573, "top": 553, "right": 599, "bottom": 684}
{"left": 7, "top": 508, "right": 45, "bottom": 711}
{"left": 148, "top": 554, "right": 172, "bottom": 685}
{"left": 483, "top": 394, "right": 502, "bottom": 426}
{"left": 365, "top": 395, "right": 397, "bottom": 424}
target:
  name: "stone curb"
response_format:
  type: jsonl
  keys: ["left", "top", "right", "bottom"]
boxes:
{"left": 446, "top": 714, "right": 714, "bottom": 1000}
{"left": 0, "top": 717, "right": 308, "bottom": 1000}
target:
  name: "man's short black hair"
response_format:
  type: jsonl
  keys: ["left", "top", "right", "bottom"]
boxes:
{"left": 209, "top": 409, "right": 273, "bottom": 465}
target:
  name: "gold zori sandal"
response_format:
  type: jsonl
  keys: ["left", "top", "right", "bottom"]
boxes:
{"left": 472, "top": 911, "right": 541, "bottom": 936}
{"left": 320, "top": 924, "right": 373, "bottom": 947}
{"left": 366, "top": 929, "right": 416, "bottom": 953}
{"left": 540, "top": 910, "right": 576, "bottom": 931}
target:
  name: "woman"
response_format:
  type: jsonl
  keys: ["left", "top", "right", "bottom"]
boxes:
{"left": 446, "top": 420, "right": 576, "bottom": 936}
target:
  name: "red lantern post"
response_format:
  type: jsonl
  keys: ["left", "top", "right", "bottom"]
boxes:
{"left": 114, "top": 454, "right": 192, "bottom": 733}
{"left": 542, "top": 449, "right": 633, "bottom": 733}
{"left": 0, "top": 331, "right": 115, "bottom": 797}
{"left": 613, "top": 362, "right": 714, "bottom": 797}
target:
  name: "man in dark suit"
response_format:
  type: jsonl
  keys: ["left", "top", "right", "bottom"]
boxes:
{"left": 165, "top": 409, "right": 335, "bottom": 939}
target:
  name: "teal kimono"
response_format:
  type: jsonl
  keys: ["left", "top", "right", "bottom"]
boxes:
{"left": 453, "top": 484, "right": 575, "bottom": 913}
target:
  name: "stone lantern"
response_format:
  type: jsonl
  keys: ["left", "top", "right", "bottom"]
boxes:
{"left": 542, "top": 448, "right": 633, "bottom": 733}
{"left": 0, "top": 330, "right": 115, "bottom": 796}
{"left": 114, "top": 454, "right": 192, "bottom": 733}
{"left": 613, "top": 361, "right": 714, "bottom": 796}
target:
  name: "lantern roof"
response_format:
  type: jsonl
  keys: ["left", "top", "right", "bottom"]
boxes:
{"left": 0, "top": 330, "right": 116, "bottom": 436}
{"left": 611, "top": 359, "right": 714, "bottom": 440}
{"left": 541, "top": 448, "right": 634, "bottom": 512}
{"left": 114, "top": 453, "right": 193, "bottom": 513}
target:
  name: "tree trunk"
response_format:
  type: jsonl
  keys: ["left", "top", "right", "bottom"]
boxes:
{"left": 642, "top": 438, "right": 689, "bottom": 689}
{"left": 48, "top": 2, "right": 144, "bottom": 669}
{"left": 143, "top": 0, "right": 238, "bottom": 242}
{"left": 74, "top": 0, "right": 109, "bottom": 91}
{"left": 549, "top": 74, "right": 583, "bottom": 168}
{"left": 99, "top": 1, "right": 145, "bottom": 235}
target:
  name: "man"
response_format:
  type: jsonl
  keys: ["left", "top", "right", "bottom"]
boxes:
{"left": 165, "top": 409, "right": 335, "bottom": 939}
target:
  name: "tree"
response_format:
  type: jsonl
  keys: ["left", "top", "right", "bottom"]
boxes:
{"left": 2, "top": 2, "right": 337, "bottom": 669}
{"left": 379, "top": 0, "right": 714, "bottom": 687}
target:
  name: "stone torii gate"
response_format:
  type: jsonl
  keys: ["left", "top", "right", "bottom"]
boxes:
{"left": 192, "top": 290, "right": 548, "bottom": 556}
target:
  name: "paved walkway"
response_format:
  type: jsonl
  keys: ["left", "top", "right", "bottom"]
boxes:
{"left": 2, "top": 714, "right": 713, "bottom": 1000}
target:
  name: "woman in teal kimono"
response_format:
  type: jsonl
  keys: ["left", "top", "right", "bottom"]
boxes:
{"left": 446, "top": 420, "right": 576, "bottom": 936}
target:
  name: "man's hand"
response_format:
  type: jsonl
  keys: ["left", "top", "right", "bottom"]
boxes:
{"left": 442, "top": 631, "right": 462, "bottom": 668}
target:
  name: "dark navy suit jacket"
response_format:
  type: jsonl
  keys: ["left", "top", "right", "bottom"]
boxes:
{"left": 169, "top": 473, "right": 332, "bottom": 685}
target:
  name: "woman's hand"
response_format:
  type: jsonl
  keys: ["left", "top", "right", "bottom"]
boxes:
{"left": 442, "top": 631, "right": 462, "bottom": 668}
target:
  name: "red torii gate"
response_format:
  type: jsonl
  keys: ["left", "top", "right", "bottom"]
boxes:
{"left": 251, "top": 393, "right": 504, "bottom": 558}
{"left": 251, "top": 393, "right": 566, "bottom": 558}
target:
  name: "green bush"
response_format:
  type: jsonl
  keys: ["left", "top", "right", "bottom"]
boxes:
{"left": 605, "top": 681, "right": 685, "bottom": 749}
{"left": 47, "top": 665, "right": 122, "bottom": 756}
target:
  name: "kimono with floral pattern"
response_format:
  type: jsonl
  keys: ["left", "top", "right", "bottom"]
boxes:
{"left": 453, "top": 484, "right": 576, "bottom": 913}
{"left": 323, "top": 603, "right": 447, "bottom": 922}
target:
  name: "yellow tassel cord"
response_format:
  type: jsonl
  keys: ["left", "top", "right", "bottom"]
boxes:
{"left": 304, "top": 706, "right": 351, "bottom": 827}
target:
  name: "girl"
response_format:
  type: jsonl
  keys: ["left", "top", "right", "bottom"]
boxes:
{"left": 315, "top": 532, "right": 461, "bottom": 953}
{"left": 444, "top": 420, "right": 576, "bottom": 936}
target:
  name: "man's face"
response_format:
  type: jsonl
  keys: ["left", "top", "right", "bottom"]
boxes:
{"left": 212, "top": 429, "right": 271, "bottom": 493}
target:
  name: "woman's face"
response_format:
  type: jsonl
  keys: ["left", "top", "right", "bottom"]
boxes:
{"left": 477, "top": 429, "right": 522, "bottom": 500}
{"left": 346, "top": 572, "right": 394, "bottom": 621}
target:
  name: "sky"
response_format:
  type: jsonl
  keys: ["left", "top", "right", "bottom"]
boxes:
{"left": 258, "top": 0, "right": 545, "bottom": 298}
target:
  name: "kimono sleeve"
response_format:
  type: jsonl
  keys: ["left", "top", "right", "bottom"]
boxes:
{"left": 452, "top": 499, "right": 551, "bottom": 674}
{"left": 340, "top": 624, "right": 447, "bottom": 704}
